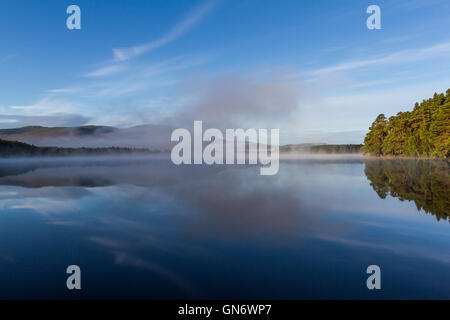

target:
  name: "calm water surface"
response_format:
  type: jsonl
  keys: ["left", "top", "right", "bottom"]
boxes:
{"left": 0, "top": 156, "right": 448, "bottom": 299}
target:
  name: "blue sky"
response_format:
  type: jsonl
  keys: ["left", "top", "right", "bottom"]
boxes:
{"left": 1, "top": 0, "right": 450, "bottom": 143}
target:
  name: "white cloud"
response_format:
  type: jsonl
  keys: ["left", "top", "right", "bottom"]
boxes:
{"left": 85, "top": 64, "right": 128, "bottom": 77}
{"left": 112, "top": 1, "right": 216, "bottom": 62}
{"left": 312, "top": 41, "right": 450, "bottom": 76}
{"left": 6, "top": 96, "right": 83, "bottom": 116}
{"left": 46, "top": 88, "right": 80, "bottom": 94}
{"left": 0, "top": 114, "right": 90, "bottom": 128}
{"left": 87, "top": 55, "right": 209, "bottom": 98}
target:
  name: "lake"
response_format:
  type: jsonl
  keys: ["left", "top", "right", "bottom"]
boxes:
{"left": 0, "top": 156, "right": 448, "bottom": 299}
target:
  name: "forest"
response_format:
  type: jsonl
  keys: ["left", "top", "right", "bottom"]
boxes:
{"left": 362, "top": 89, "right": 450, "bottom": 158}
{"left": 0, "top": 139, "right": 156, "bottom": 157}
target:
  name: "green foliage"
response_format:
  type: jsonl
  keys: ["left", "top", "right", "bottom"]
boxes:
{"left": 364, "top": 159, "right": 450, "bottom": 222}
{"left": 362, "top": 90, "right": 450, "bottom": 158}
{"left": 362, "top": 114, "right": 388, "bottom": 156}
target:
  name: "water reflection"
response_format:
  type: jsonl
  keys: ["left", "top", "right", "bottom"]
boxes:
{"left": 0, "top": 159, "right": 318, "bottom": 239}
{"left": 0, "top": 157, "right": 449, "bottom": 299}
{"left": 364, "top": 159, "right": 450, "bottom": 222}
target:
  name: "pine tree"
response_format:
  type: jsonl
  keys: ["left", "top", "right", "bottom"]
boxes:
{"left": 363, "top": 90, "right": 450, "bottom": 158}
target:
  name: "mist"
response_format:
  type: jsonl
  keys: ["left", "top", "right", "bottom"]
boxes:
{"left": 1, "top": 73, "right": 310, "bottom": 150}
{"left": 165, "top": 73, "right": 306, "bottom": 130}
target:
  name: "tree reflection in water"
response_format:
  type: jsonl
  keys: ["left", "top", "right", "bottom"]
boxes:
{"left": 364, "top": 159, "right": 450, "bottom": 222}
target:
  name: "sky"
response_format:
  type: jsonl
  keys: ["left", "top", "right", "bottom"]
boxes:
{"left": 0, "top": 0, "right": 450, "bottom": 144}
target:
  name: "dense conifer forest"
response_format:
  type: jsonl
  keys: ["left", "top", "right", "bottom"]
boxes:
{"left": 362, "top": 89, "right": 450, "bottom": 158}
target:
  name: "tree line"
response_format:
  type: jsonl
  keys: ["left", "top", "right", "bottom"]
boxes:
{"left": 362, "top": 89, "right": 450, "bottom": 158}
{"left": 0, "top": 139, "right": 157, "bottom": 157}
{"left": 280, "top": 144, "right": 362, "bottom": 154}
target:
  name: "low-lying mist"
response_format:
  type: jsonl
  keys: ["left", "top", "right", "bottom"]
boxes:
{"left": 1, "top": 73, "right": 315, "bottom": 150}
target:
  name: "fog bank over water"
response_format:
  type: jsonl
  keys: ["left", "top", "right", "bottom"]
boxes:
{"left": 278, "top": 153, "right": 363, "bottom": 160}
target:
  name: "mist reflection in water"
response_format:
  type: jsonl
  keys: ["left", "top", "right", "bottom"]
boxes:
{"left": 0, "top": 157, "right": 448, "bottom": 299}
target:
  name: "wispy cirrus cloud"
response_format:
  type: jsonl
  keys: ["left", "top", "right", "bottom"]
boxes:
{"left": 0, "top": 54, "right": 15, "bottom": 65}
{"left": 0, "top": 114, "right": 90, "bottom": 129}
{"left": 46, "top": 88, "right": 81, "bottom": 94}
{"left": 311, "top": 41, "right": 450, "bottom": 76}
{"left": 83, "top": 1, "right": 216, "bottom": 90}
{"left": 88, "top": 55, "right": 210, "bottom": 98}
{"left": 6, "top": 96, "right": 83, "bottom": 115}
{"left": 112, "top": 1, "right": 217, "bottom": 62}
{"left": 85, "top": 63, "right": 128, "bottom": 78}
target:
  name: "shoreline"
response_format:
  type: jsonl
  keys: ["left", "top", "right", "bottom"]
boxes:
{"left": 362, "top": 154, "right": 450, "bottom": 161}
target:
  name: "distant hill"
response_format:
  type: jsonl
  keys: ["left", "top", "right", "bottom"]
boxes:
{"left": 0, "top": 139, "right": 156, "bottom": 157}
{"left": 0, "top": 125, "right": 116, "bottom": 140}
{"left": 0, "top": 124, "right": 173, "bottom": 150}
